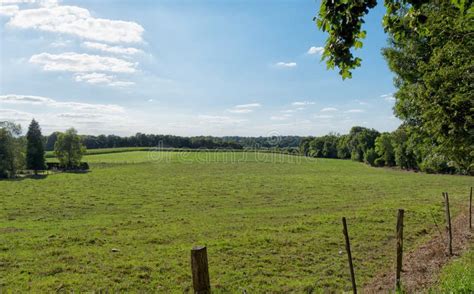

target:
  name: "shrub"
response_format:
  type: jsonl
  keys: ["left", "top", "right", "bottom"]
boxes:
{"left": 374, "top": 157, "right": 385, "bottom": 167}
{"left": 419, "top": 154, "right": 456, "bottom": 174}
{"left": 364, "top": 148, "right": 377, "bottom": 166}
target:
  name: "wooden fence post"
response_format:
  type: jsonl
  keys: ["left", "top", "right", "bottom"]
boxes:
{"left": 191, "top": 246, "right": 211, "bottom": 294}
{"left": 443, "top": 192, "right": 453, "bottom": 256}
{"left": 470, "top": 187, "right": 472, "bottom": 229}
{"left": 342, "top": 217, "right": 357, "bottom": 294}
{"left": 395, "top": 209, "right": 404, "bottom": 291}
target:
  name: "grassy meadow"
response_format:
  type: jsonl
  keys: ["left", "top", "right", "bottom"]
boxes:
{"left": 0, "top": 151, "right": 472, "bottom": 292}
{"left": 434, "top": 249, "right": 474, "bottom": 292}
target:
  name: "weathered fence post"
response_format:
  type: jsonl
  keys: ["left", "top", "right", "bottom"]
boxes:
{"left": 191, "top": 246, "right": 211, "bottom": 294}
{"left": 470, "top": 187, "right": 472, "bottom": 229}
{"left": 342, "top": 217, "right": 357, "bottom": 294}
{"left": 443, "top": 192, "right": 453, "bottom": 256}
{"left": 395, "top": 209, "right": 404, "bottom": 291}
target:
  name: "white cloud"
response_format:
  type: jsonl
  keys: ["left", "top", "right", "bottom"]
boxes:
{"left": 7, "top": 5, "right": 144, "bottom": 43}
{"left": 0, "top": 94, "right": 125, "bottom": 113}
{"left": 0, "top": 94, "right": 55, "bottom": 104}
{"left": 344, "top": 109, "right": 364, "bottom": 113}
{"left": 53, "top": 102, "right": 125, "bottom": 113}
{"left": 82, "top": 41, "right": 143, "bottom": 56}
{"left": 50, "top": 39, "right": 71, "bottom": 47}
{"left": 0, "top": 5, "right": 19, "bottom": 16}
{"left": 307, "top": 46, "right": 324, "bottom": 55}
{"left": 381, "top": 93, "right": 395, "bottom": 102}
{"left": 234, "top": 103, "right": 261, "bottom": 108}
{"left": 29, "top": 52, "right": 137, "bottom": 73}
{"left": 74, "top": 72, "right": 135, "bottom": 87}
{"left": 198, "top": 115, "right": 246, "bottom": 125}
{"left": 292, "top": 101, "right": 315, "bottom": 106}
{"left": 227, "top": 109, "right": 253, "bottom": 114}
{"left": 355, "top": 99, "right": 369, "bottom": 105}
{"left": 314, "top": 114, "right": 333, "bottom": 119}
{"left": 0, "top": 108, "right": 34, "bottom": 121}
{"left": 320, "top": 107, "right": 338, "bottom": 112}
{"left": 2, "top": 0, "right": 59, "bottom": 6}
{"left": 227, "top": 103, "right": 261, "bottom": 114}
{"left": 275, "top": 62, "right": 297, "bottom": 68}
{"left": 0, "top": 0, "right": 36, "bottom": 4}
{"left": 57, "top": 113, "right": 100, "bottom": 119}
{"left": 270, "top": 114, "right": 292, "bottom": 121}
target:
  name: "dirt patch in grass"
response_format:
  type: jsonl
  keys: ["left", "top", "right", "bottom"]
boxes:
{"left": 364, "top": 211, "right": 472, "bottom": 293}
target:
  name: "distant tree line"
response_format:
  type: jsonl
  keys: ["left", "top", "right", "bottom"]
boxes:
{"left": 43, "top": 133, "right": 303, "bottom": 151}
{"left": 43, "top": 133, "right": 243, "bottom": 150}
{"left": 300, "top": 125, "right": 472, "bottom": 175}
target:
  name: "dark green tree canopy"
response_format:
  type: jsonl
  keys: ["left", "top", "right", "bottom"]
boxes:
{"left": 315, "top": 0, "right": 471, "bottom": 78}
{"left": 316, "top": 0, "right": 473, "bottom": 173}
{"left": 26, "top": 119, "right": 46, "bottom": 172}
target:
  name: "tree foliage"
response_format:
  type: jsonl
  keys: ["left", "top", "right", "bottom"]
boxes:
{"left": 26, "top": 119, "right": 46, "bottom": 173}
{"left": 315, "top": 0, "right": 376, "bottom": 78}
{"left": 43, "top": 133, "right": 305, "bottom": 151}
{"left": 316, "top": 0, "right": 473, "bottom": 173}
{"left": 375, "top": 133, "right": 395, "bottom": 166}
{"left": 315, "top": 0, "right": 471, "bottom": 77}
{"left": 54, "top": 128, "right": 86, "bottom": 168}
{"left": 383, "top": 1, "right": 473, "bottom": 173}
{"left": 0, "top": 122, "right": 24, "bottom": 178}
{"left": 300, "top": 123, "right": 468, "bottom": 174}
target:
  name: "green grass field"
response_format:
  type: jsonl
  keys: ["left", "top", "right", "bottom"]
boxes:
{"left": 0, "top": 151, "right": 472, "bottom": 292}
{"left": 434, "top": 249, "right": 474, "bottom": 292}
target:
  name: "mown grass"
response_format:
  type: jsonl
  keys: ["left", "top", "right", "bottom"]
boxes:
{"left": 45, "top": 147, "right": 253, "bottom": 159}
{"left": 45, "top": 147, "right": 154, "bottom": 158}
{"left": 0, "top": 151, "right": 472, "bottom": 292}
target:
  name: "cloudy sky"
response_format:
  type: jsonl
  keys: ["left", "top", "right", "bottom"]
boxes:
{"left": 0, "top": 0, "right": 400, "bottom": 136}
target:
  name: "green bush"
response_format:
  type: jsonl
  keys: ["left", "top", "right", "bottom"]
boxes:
{"left": 419, "top": 154, "right": 456, "bottom": 174}
{"left": 364, "top": 148, "right": 377, "bottom": 166}
{"left": 374, "top": 157, "right": 385, "bottom": 167}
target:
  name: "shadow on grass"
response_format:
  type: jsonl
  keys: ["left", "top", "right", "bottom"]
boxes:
{"left": 1, "top": 170, "right": 90, "bottom": 181}
{"left": 62, "top": 170, "right": 90, "bottom": 174}
{"left": 1, "top": 174, "right": 49, "bottom": 181}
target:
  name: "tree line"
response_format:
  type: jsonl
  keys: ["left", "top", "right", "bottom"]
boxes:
{"left": 2, "top": 118, "right": 470, "bottom": 178}
{"left": 300, "top": 124, "right": 471, "bottom": 175}
{"left": 0, "top": 120, "right": 302, "bottom": 178}
{"left": 46, "top": 133, "right": 243, "bottom": 151}
{"left": 43, "top": 133, "right": 302, "bottom": 151}
{"left": 0, "top": 120, "right": 86, "bottom": 178}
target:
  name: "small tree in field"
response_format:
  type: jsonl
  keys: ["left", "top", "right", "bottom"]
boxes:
{"left": 26, "top": 119, "right": 46, "bottom": 174}
{"left": 54, "top": 128, "right": 86, "bottom": 168}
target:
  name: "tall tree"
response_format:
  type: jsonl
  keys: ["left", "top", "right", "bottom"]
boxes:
{"left": 0, "top": 121, "right": 24, "bottom": 178}
{"left": 54, "top": 128, "right": 86, "bottom": 168}
{"left": 45, "top": 131, "right": 60, "bottom": 151}
{"left": 383, "top": 1, "right": 473, "bottom": 173}
{"left": 347, "top": 126, "right": 380, "bottom": 162}
{"left": 26, "top": 119, "right": 46, "bottom": 174}
{"left": 315, "top": 0, "right": 473, "bottom": 173}
{"left": 375, "top": 133, "right": 395, "bottom": 166}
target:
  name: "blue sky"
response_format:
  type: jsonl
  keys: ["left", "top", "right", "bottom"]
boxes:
{"left": 0, "top": 0, "right": 400, "bottom": 136}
